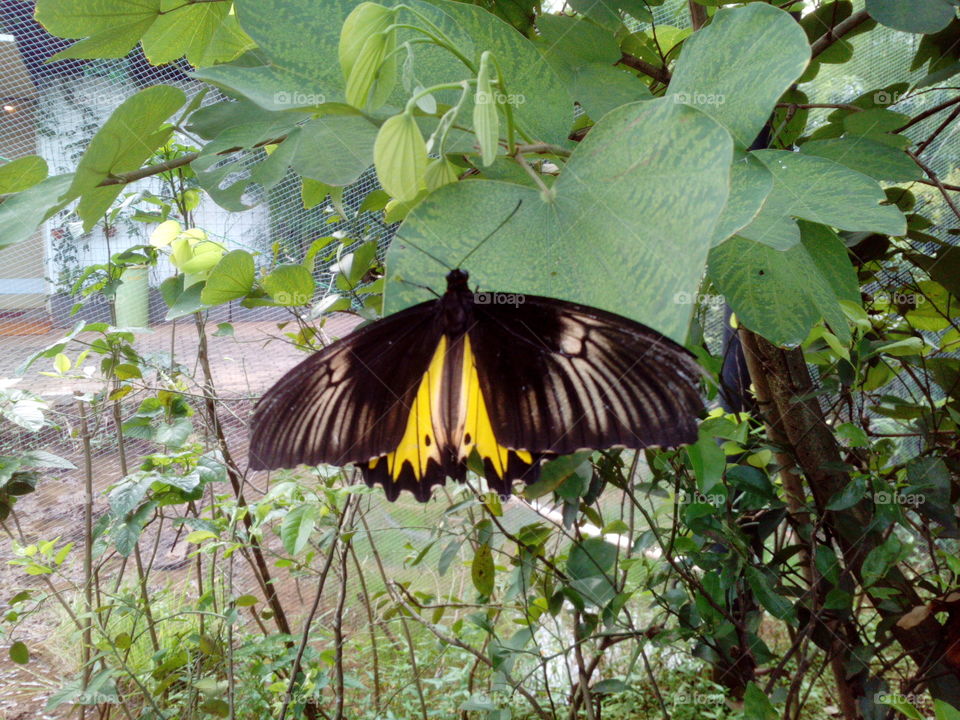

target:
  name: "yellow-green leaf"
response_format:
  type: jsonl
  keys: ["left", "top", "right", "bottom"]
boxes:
{"left": 473, "top": 52, "right": 500, "bottom": 167}
{"left": 374, "top": 113, "right": 427, "bottom": 202}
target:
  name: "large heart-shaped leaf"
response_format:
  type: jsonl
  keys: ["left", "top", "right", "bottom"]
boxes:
{"left": 708, "top": 222, "right": 860, "bottom": 347}
{"left": 737, "top": 150, "right": 906, "bottom": 250}
{"left": 386, "top": 98, "right": 733, "bottom": 343}
{"left": 667, "top": 3, "right": 810, "bottom": 147}
{"left": 867, "top": 0, "right": 956, "bottom": 34}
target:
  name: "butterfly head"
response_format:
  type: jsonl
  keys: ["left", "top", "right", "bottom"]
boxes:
{"left": 446, "top": 268, "right": 470, "bottom": 292}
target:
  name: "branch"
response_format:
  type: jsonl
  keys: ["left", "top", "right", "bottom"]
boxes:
{"left": 909, "top": 150, "right": 960, "bottom": 222}
{"left": 895, "top": 95, "right": 960, "bottom": 133}
{"left": 617, "top": 52, "right": 672, "bottom": 85}
{"left": 810, "top": 10, "right": 871, "bottom": 60}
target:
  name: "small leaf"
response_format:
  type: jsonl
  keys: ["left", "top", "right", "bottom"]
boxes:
{"left": 473, "top": 51, "right": 500, "bottom": 167}
{"left": 235, "top": 594, "right": 259, "bottom": 607}
{"left": 281, "top": 505, "right": 317, "bottom": 555}
{"left": 471, "top": 542, "right": 494, "bottom": 597}
{"left": 9, "top": 641, "right": 29, "bottom": 665}
{"left": 263, "top": 264, "right": 315, "bottom": 306}
{"left": 53, "top": 353, "right": 71, "bottom": 374}
{"left": 201, "top": 250, "right": 255, "bottom": 305}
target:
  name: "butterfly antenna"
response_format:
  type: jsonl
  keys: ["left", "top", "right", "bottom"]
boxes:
{"left": 456, "top": 199, "right": 523, "bottom": 268}
{"left": 394, "top": 234, "right": 452, "bottom": 271}
{"left": 396, "top": 277, "right": 441, "bottom": 298}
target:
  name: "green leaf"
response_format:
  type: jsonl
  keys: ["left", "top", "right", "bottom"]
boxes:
{"left": 235, "top": 594, "right": 259, "bottom": 607}
{"left": 745, "top": 566, "right": 796, "bottom": 621}
{"left": 201, "top": 250, "right": 256, "bottom": 305}
{"left": 66, "top": 86, "right": 186, "bottom": 230}
{"left": 537, "top": 15, "right": 651, "bottom": 121}
{"left": 799, "top": 137, "right": 920, "bottom": 182}
{"left": 739, "top": 150, "right": 906, "bottom": 250}
{"left": 199, "top": 0, "right": 571, "bottom": 143}
{"left": 0, "top": 175, "right": 73, "bottom": 250}
{"left": 709, "top": 222, "right": 859, "bottom": 347}
{"left": 567, "top": 538, "right": 617, "bottom": 579}
{"left": 934, "top": 699, "right": 960, "bottom": 720}
{"left": 711, "top": 150, "right": 773, "bottom": 246}
{"left": 374, "top": 113, "right": 428, "bottom": 202}
{"left": 473, "top": 52, "right": 500, "bottom": 167}
{"left": 165, "top": 283, "right": 206, "bottom": 321}
{"left": 263, "top": 264, "right": 316, "bottom": 306}
{"left": 141, "top": 1, "right": 231, "bottom": 65}
{"left": 37, "top": 0, "right": 161, "bottom": 59}
{"left": 862, "top": 534, "right": 909, "bottom": 588}
{"left": 471, "top": 542, "right": 494, "bottom": 596}
{"left": 867, "top": 0, "right": 955, "bottom": 34}
{"left": 0, "top": 156, "right": 48, "bottom": 193}
{"left": 287, "top": 116, "right": 379, "bottom": 186}
{"left": 8, "top": 641, "right": 29, "bottom": 665}
{"left": 281, "top": 505, "right": 317, "bottom": 555}
{"left": 387, "top": 98, "right": 733, "bottom": 343}
{"left": 826, "top": 476, "right": 867, "bottom": 511}
{"left": 667, "top": 3, "right": 810, "bottom": 147}
{"left": 743, "top": 682, "right": 778, "bottom": 720}
{"left": 113, "top": 501, "right": 157, "bottom": 557}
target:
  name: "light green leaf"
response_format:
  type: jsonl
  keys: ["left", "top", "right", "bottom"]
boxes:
{"left": 201, "top": 250, "right": 256, "bottom": 305}
{"left": 374, "top": 113, "right": 428, "bottom": 202}
{"left": 287, "top": 115, "right": 379, "bottom": 186}
{"left": 281, "top": 505, "right": 317, "bottom": 555}
{"left": 473, "top": 52, "right": 499, "bottom": 167}
{"left": 66, "top": 86, "right": 186, "bottom": 230}
{"left": 866, "top": 0, "right": 955, "bottom": 34}
{"left": 0, "top": 175, "right": 73, "bottom": 249}
{"left": 0, "top": 156, "right": 48, "bottom": 193}
{"left": 263, "top": 264, "right": 316, "bottom": 306}
{"left": 37, "top": 0, "right": 161, "bottom": 59}
{"left": 668, "top": 3, "right": 810, "bottom": 147}
{"left": 739, "top": 150, "right": 906, "bottom": 249}
{"left": 709, "top": 222, "right": 859, "bottom": 347}
{"left": 799, "top": 137, "right": 920, "bottom": 182}
{"left": 387, "top": 98, "right": 733, "bottom": 343}
{"left": 537, "top": 15, "right": 650, "bottom": 120}
{"left": 471, "top": 542, "right": 494, "bottom": 596}
{"left": 141, "top": 0, "right": 231, "bottom": 65}
{"left": 711, "top": 150, "right": 773, "bottom": 246}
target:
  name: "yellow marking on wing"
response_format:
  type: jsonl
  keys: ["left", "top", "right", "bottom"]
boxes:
{"left": 382, "top": 336, "right": 446, "bottom": 479}
{"left": 459, "top": 335, "right": 532, "bottom": 477}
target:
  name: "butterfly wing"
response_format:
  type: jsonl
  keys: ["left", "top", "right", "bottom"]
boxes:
{"left": 248, "top": 301, "right": 443, "bottom": 473}
{"left": 468, "top": 296, "right": 703, "bottom": 454}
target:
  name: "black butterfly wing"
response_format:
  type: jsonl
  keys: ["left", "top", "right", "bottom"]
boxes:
{"left": 248, "top": 300, "right": 442, "bottom": 472}
{"left": 468, "top": 296, "right": 703, "bottom": 454}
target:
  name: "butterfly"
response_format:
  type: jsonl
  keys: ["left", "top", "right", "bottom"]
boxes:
{"left": 248, "top": 268, "right": 704, "bottom": 502}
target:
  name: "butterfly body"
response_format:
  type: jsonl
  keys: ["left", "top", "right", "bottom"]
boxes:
{"left": 249, "top": 270, "right": 703, "bottom": 502}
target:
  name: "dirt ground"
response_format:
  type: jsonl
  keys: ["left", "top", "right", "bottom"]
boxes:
{"left": 0, "top": 316, "right": 362, "bottom": 717}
